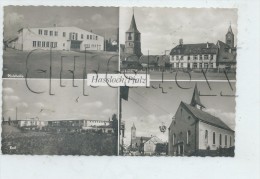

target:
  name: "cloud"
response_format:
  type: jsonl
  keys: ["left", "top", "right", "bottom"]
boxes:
{"left": 205, "top": 108, "right": 236, "bottom": 130}
{"left": 17, "top": 102, "right": 28, "bottom": 108}
{"left": 83, "top": 101, "right": 103, "bottom": 108}
{"left": 91, "top": 14, "right": 102, "bottom": 21}
{"left": 34, "top": 102, "right": 45, "bottom": 109}
{"left": 3, "top": 95, "right": 20, "bottom": 102}
{"left": 5, "top": 12, "right": 24, "bottom": 25}
{"left": 102, "top": 108, "right": 114, "bottom": 114}
{"left": 3, "top": 88, "right": 14, "bottom": 95}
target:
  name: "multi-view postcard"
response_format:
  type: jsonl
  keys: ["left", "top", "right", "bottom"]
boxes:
{"left": 2, "top": 6, "right": 237, "bottom": 157}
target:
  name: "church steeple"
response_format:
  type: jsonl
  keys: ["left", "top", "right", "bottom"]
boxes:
{"left": 190, "top": 83, "right": 205, "bottom": 110}
{"left": 226, "top": 23, "right": 234, "bottom": 48}
{"left": 125, "top": 10, "right": 142, "bottom": 57}
{"left": 126, "top": 14, "right": 140, "bottom": 33}
{"left": 131, "top": 123, "right": 136, "bottom": 140}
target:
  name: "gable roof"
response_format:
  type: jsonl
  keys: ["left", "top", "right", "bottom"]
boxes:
{"left": 144, "top": 136, "right": 164, "bottom": 144}
{"left": 170, "top": 43, "right": 218, "bottom": 56}
{"left": 132, "top": 136, "right": 151, "bottom": 146}
{"left": 126, "top": 14, "right": 140, "bottom": 33}
{"left": 217, "top": 40, "right": 237, "bottom": 63}
{"left": 181, "top": 102, "right": 234, "bottom": 132}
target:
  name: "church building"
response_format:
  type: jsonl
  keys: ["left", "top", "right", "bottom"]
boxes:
{"left": 168, "top": 84, "right": 235, "bottom": 156}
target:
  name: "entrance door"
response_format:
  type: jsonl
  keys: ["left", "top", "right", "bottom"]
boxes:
{"left": 70, "top": 41, "right": 82, "bottom": 51}
{"left": 179, "top": 144, "right": 184, "bottom": 156}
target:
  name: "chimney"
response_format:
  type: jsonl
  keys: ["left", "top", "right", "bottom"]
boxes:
{"left": 179, "top": 39, "right": 183, "bottom": 46}
{"left": 206, "top": 42, "right": 209, "bottom": 48}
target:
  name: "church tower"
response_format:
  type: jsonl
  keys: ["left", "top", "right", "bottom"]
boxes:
{"left": 131, "top": 123, "right": 136, "bottom": 142}
{"left": 190, "top": 83, "right": 205, "bottom": 110}
{"left": 226, "top": 24, "right": 234, "bottom": 48}
{"left": 125, "top": 12, "right": 142, "bottom": 57}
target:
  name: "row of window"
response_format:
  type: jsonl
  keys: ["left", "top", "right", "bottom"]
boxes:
{"left": 38, "top": 29, "right": 99, "bottom": 40}
{"left": 172, "top": 130, "right": 233, "bottom": 147}
{"left": 173, "top": 62, "right": 214, "bottom": 68}
{"left": 172, "top": 54, "right": 214, "bottom": 61}
{"left": 85, "top": 44, "right": 101, "bottom": 48}
{"left": 206, "top": 130, "right": 232, "bottom": 147}
{"left": 38, "top": 29, "right": 58, "bottom": 36}
{"left": 32, "top": 41, "right": 57, "bottom": 48}
{"left": 69, "top": 32, "right": 98, "bottom": 41}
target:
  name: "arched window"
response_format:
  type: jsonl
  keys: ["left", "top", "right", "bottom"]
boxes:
{"left": 213, "top": 132, "right": 216, "bottom": 145}
{"left": 173, "top": 134, "right": 176, "bottom": 145}
{"left": 187, "top": 130, "right": 191, "bottom": 144}
{"left": 205, "top": 130, "right": 208, "bottom": 143}
{"left": 225, "top": 135, "right": 227, "bottom": 146}
{"left": 128, "top": 33, "right": 132, "bottom": 40}
{"left": 219, "top": 134, "right": 222, "bottom": 146}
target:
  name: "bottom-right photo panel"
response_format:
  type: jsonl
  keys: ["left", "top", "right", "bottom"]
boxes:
{"left": 119, "top": 81, "right": 236, "bottom": 156}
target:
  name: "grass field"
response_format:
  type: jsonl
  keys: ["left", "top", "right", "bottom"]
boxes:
{"left": 149, "top": 71, "right": 236, "bottom": 80}
{"left": 2, "top": 124, "right": 117, "bottom": 155}
{"left": 3, "top": 48, "right": 119, "bottom": 79}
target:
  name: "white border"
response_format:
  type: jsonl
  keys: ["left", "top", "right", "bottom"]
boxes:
{"left": 0, "top": 1, "right": 259, "bottom": 179}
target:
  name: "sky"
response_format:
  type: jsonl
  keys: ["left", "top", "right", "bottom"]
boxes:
{"left": 120, "top": 7, "right": 238, "bottom": 55}
{"left": 2, "top": 79, "right": 118, "bottom": 122}
{"left": 4, "top": 6, "right": 119, "bottom": 41}
{"left": 122, "top": 81, "right": 236, "bottom": 145}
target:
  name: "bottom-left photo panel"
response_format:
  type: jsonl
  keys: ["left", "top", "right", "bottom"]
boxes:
{"left": 2, "top": 79, "right": 118, "bottom": 156}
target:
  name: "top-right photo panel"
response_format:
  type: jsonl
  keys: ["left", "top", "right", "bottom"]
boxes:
{"left": 120, "top": 8, "right": 237, "bottom": 81}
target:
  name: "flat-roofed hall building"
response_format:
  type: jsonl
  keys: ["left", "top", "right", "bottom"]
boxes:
{"left": 10, "top": 26, "right": 104, "bottom": 51}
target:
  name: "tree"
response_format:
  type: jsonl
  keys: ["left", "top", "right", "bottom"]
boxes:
{"left": 111, "top": 114, "right": 118, "bottom": 136}
{"left": 8, "top": 117, "right": 11, "bottom": 125}
{"left": 155, "top": 143, "right": 168, "bottom": 155}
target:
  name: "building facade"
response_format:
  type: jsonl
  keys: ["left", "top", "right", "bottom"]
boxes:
{"left": 10, "top": 26, "right": 104, "bottom": 51}
{"left": 143, "top": 136, "right": 164, "bottom": 155}
{"left": 170, "top": 41, "right": 218, "bottom": 69}
{"left": 169, "top": 25, "right": 236, "bottom": 70}
{"left": 168, "top": 84, "right": 235, "bottom": 156}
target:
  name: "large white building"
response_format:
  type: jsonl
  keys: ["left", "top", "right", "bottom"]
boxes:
{"left": 10, "top": 26, "right": 104, "bottom": 51}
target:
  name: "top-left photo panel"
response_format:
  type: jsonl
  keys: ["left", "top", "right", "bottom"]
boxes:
{"left": 3, "top": 6, "right": 119, "bottom": 79}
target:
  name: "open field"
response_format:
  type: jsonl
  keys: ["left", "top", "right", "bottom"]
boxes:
{"left": 149, "top": 71, "right": 236, "bottom": 80}
{"left": 121, "top": 70, "right": 236, "bottom": 81}
{"left": 3, "top": 48, "right": 119, "bottom": 79}
{"left": 2, "top": 124, "right": 117, "bottom": 155}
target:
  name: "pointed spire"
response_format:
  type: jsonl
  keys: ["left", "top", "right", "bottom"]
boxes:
{"left": 126, "top": 10, "right": 140, "bottom": 33}
{"left": 228, "top": 22, "right": 233, "bottom": 34}
{"left": 190, "top": 83, "right": 205, "bottom": 109}
{"left": 132, "top": 122, "right": 136, "bottom": 129}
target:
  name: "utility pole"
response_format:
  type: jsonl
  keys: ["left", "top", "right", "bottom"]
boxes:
{"left": 15, "top": 107, "right": 18, "bottom": 121}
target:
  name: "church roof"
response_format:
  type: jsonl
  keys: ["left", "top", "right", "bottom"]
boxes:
{"left": 170, "top": 43, "right": 218, "bottom": 56}
{"left": 217, "top": 40, "right": 237, "bottom": 63}
{"left": 181, "top": 102, "right": 234, "bottom": 132}
{"left": 190, "top": 84, "right": 205, "bottom": 108}
{"left": 126, "top": 14, "right": 140, "bottom": 33}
